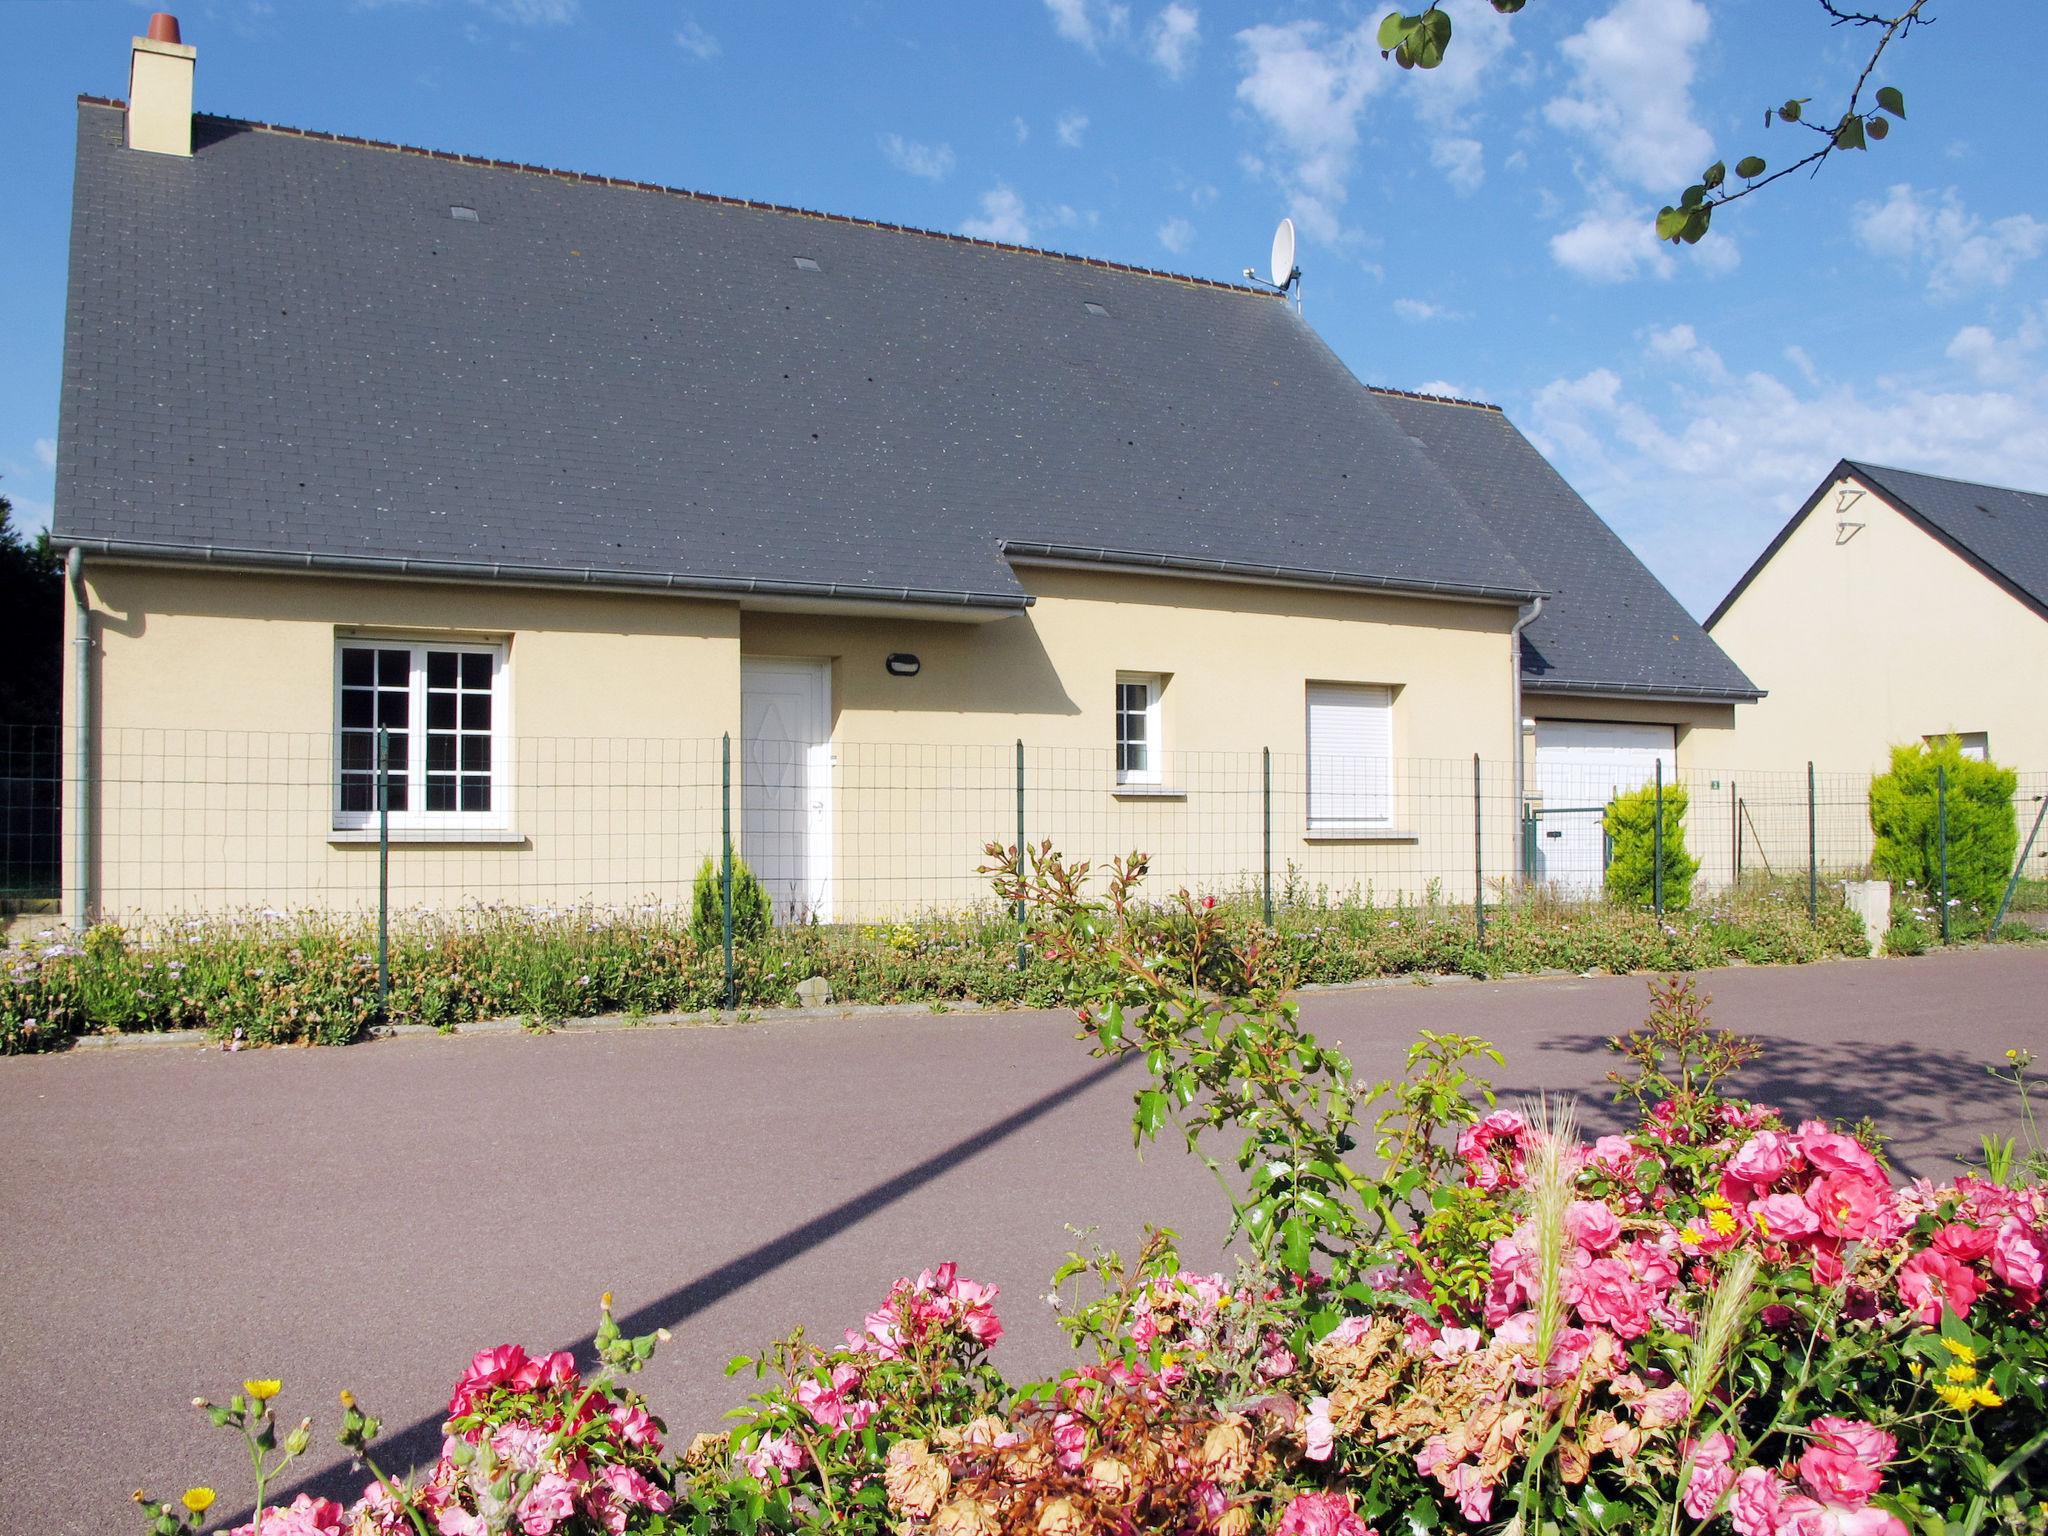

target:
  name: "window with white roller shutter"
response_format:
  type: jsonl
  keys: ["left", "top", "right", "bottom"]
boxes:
{"left": 1306, "top": 682, "right": 1394, "bottom": 828}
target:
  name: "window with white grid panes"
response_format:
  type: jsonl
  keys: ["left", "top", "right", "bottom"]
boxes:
{"left": 335, "top": 640, "right": 506, "bottom": 828}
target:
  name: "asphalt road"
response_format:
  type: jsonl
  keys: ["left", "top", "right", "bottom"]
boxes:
{"left": 3, "top": 948, "right": 2044, "bottom": 1535}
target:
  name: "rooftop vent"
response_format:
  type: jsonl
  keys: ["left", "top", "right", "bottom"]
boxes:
{"left": 794, "top": 257, "right": 822, "bottom": 272}
{"left": 1083, "top": 302, "right": 1108, "bottom": 316}
{"left": 450, "top": 206, "right": 479, "bottom": 222}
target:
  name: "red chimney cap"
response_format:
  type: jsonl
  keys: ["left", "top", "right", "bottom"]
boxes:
{"left": 145, "top": 13, "right": 183, "bottom": 44}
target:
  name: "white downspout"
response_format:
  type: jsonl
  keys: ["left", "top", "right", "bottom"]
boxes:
{"left": 1509, "top": 595, "right": 1546, "bottom": 884}
{"left": 66, "top": 547, "right": 93, "bottom": 930}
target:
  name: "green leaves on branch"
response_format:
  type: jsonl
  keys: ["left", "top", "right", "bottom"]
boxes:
{"left": 1376, "top": 7, "right": 1452, "bottom": 70}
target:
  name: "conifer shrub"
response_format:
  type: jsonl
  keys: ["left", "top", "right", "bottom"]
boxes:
{"left": 1603, "top": 778, "right": 1698, "bottom": 911}
{"left": 1869, "top": 737, "right": 2017, "bottom": 925}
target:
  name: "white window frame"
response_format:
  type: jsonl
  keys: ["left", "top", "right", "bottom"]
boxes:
{"left": 333, "top": 638, "right": 511, "bottom": 832}
{"left": 1306, "top": 681, "right": 1396, "bottom": 830}
{"left": 1932, "top": 731, "right": 1990, "bottom": 762}
{"left": 1115, "top": 673, "right": 1164, "bottom": 785}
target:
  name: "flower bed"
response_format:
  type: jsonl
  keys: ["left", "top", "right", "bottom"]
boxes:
{"left": 6, "top": 876, "right": 1865, "bottom": 1054}
{"left": 132, "top": 849, "right": 2043, "bottom": 1535}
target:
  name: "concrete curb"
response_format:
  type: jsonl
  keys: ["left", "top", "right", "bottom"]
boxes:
{"left": 37, "top": 951, "right": 1898, "bottom": 1054}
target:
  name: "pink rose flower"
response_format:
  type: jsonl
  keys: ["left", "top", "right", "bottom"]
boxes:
{"left": 1778, "top": 1496, "right": 1909, "bottom": 1536}
{"left": 1568, "top": 1256, "right": 1652, "bottom": 1339}
{"left": 448, "top": 1344, "right": 529, "bottom": 1416}
{"left": 741, "top": 1433, "right": 805, "bottom": 1485}
{"left": 1429, "top": 1326, "right": 1482, "bottom": 1361}
{"left": 1990, "top": 1217, "right": 2046, "bottom": 1302}
{"left": 1898, "top": 1248, "right": 1983, "bottom": 1324}
{"left": 1795, "top": 1124, "right": 1883, "bottom": 1183}
{"left": 1799, "top": 1445, "right": 1884, "bottom": 1506}
{"left": 607, "top": 1401, "right": 662, "bottom": 1449}
{"left": 1484, "top": 1235, "right": 1539, "bottom": 1326}
{"left": 1731, "top": 1466, "right": 1788, "bottom": 1536}
{"left": 1634, "top": 1383, "right": 1692, "bottom": 1428}
{"left": 1727, "top": 1131, "right": 1799, "bottom": 1189}
{"left": 1810, "top": 1416, "right": 1896, "bottom": 1471}
{"left": 518, "top": 1472, "right": 578, "bottom": 1536}
{"left": 1274, "top": 1490, "right": 1376, "bottom": 1536}
{"left": 509, "top": 1351, "right": 578, "bottom": 1394}
{"left": 1303, "top": 1395, "right": 1335, "bottom": 1461}
{"left": 1681, "top": 1433, "right": 1737, "bottom": 1519}
{"left": 1566, "top": 1200, "right": 1624, "bottom": 1254}
{"left": 1445, "top": 1463, "right": 1495, "bottom": 1524}
{"left": 1932, "top": 1223, "right": 1998, "bottom": 1263}
{"left": 1810, "top": 1173, "right": 1886, "bottom": 1241}
{"left": 1751, "top": 1191, "right": 1822, "bottom": 1244}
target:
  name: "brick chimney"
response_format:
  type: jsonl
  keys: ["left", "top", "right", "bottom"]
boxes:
{"left": 128, "top": 13, "right": 194, "bottom": 157}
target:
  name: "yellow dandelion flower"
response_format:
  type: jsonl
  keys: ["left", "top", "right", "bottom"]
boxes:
{"left": 182, "top": 1488, "right": 216, "bottom": 1515}
{"left": 1946, "top": 1362, "right": 1980, "bottom": 1385}
{"left": 1935, "top": 1383, "right": 1984, "bottom": 1412}
{"left": 1908, "top": 1360, "right": 1924, "bottom": 1379}
{"left": 1709, "top": 1209, "right": 1739, "bottom": 1237}
{"left": 244, "top": 1379, "right": 282, "bottom": 1403}
{"left": 1971, "top": 1385, "right": 2004, "bottom": 1408}
{"left": 1679, "top": 1227, "right": 1703, "bottom": 1248}
{"left": 1940, "top": 1337, "right": 1979, "bottom": 1365}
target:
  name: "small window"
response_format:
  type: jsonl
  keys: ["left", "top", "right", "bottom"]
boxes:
{"left": 450, "top": 205, "right": 479, "bottom": 222}
{"left": 1925, "top": 731, "right": 1989, "bottom": 762}
{"left": 336, "top": 639, "right": 507, "bottom": 828}
{"left": 1083, "top": 301, "right": 1108, "bottom": 316}
{"left": 1306, "top": 682, "right": 1394, "bottom": 828}
{"left": 1115, "top": 673, "right": 1163, "bottom": 785}
{"left": 793, "top": 257, "right": 822, "bottom": 272}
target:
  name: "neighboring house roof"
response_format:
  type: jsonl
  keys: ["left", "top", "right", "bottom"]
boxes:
{"left": 55, "top": 100, "right": 1546, "bottom": 615}
{"left": 1706, "top": 460, "right": 2048, "bottom": 630}
{"left": 1369, "top": 388, "right": 1762, "bottom": 702}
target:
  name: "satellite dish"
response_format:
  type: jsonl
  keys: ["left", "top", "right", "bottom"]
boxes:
{"left": 1269, "top": 217, "right": 1297, "bottom": 289}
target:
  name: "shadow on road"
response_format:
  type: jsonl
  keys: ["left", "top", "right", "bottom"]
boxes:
{"left": 1520, "top": 1030, "right": 2018, "bottom": 1178}
{"left": 242, "top": 1048, "right": 1139, "bottom": 1516}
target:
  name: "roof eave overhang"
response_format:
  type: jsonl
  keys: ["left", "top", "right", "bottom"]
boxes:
{"left": 1004, "top": 541, "right": 1543, "bottom": 606}
{"left": 58, "top": 538, "right": 1032, "bottom": 623}
{"left": 1522, "top": 679, "right": 1765, "bottom": 705}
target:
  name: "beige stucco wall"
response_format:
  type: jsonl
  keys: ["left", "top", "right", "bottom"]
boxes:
{"left": 67, "top": 560, "right": 1529, "bottom": 921}
{"left": 1709, "top": 472, "right": 2048, "bottom": 776}
{"left": 746, "top": 566, "right": 1523, "bottom": 914}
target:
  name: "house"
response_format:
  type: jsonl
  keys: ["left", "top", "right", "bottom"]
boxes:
{"left": 1707, "top": 460, "right": 2048, "bottom": 776}
{"left": 52, "top": 18, "right": 1754, "bottom": 922}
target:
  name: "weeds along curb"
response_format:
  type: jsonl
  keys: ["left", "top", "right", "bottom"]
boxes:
{"left": 44, "top": 951, "right": 1903, "bottom": 1054}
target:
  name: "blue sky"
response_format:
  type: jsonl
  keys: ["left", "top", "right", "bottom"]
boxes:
{"left": 5, "top": 0, "right": 2043, "bottom": 616}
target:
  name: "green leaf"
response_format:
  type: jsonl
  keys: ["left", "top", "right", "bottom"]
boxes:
{"left": 1134, "top": 1089, "right": 1166, "bottom": 1139}
{"left": 1780, "top": 99, "right": 1804, "bottom": 123}
{"left": 1835, "top": 114, "right": 1866, "bottom": 151}
{"left": 1680, "top": 206, "right": 1712, "bottom": 244}
{"left": 1876, "top": 85, "right": 1905, "bottom": 119}
{"left": 1655, "top": 206, "right": 1690, "bottom": 242}
{"left": 1702, "top": 161, "right": 1725, "bottom": 190}
{"left": 1680, "top": 183, "right": 1706, "bottom": 209}
{"left": 1280, "top": 1215, "right": 1315, "bottom": 1274}
{"left": 1736, "top": 155, "right": 1767, "bottom": 178}
{"left": 1867, "top": 116, "right": 1889, "bottom": 140}
{"left": 1377, "top": 11, "right": 1409, "bottom": 49}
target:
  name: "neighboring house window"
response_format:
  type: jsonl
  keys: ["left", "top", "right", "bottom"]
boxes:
{"left": 1930, "top": 731, "right": 1989, "bottom": 762}
{"left": 336, "top": 640, "right": 506, "bottom": 826}
{"left": 1306, "top": 681, "right": 1394, "bottom": 828}
{"left": 1115, "top": 674, "right": 1163, "bottom": 784}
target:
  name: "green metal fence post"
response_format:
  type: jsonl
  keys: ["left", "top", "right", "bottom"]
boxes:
{"left": 1937, "top": 763, "right": 1950, "bottom": 946}
{"left": 720, "top": 732, "right": 735, "bottom": 1009}
{"left": 1993, "top": 795, "right": 2048, "bottom": 934}
{"left": 1807, "top": 761, "right": 1819, "bottom": 924}
{"left": 1653, "top": 759, "right": 1665, "bottom": 918}
{"left": 376, "top": 724, "right": 390, "bottom": 1013}
{"left": 1473, "top": 753, "right": 1486, "bottom": 945}
{"left": 1730, "top": 780, "right": 1739, "bottom": 891}
{"left": 1262, "top": 746, "right": 1274, "bottom": 925}
{"left": 1015, "top": 739, "right": 1027, "bottom": 970}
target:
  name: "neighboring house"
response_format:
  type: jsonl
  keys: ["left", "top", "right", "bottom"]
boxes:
{"left": 1707, "top": 460, "right": 2048, "bottom": 776}
{"left": 53, "top": 20, "right": 1752, "bottom": 920}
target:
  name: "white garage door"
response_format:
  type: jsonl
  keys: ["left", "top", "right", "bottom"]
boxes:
{"left": 1532, "top": 721, "right": 1676, "bottom": 893}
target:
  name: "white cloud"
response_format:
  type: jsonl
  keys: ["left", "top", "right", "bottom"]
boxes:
{"left": 1013, "top": 116, "right": 1031, "bottom": 145}
{"left": 1854, "top": 184, "right": 2048, "bottom": 298}
{"left": 673, "top": 16, "right": 719, "bottom": 59}
{"left": 1157, "top": 216, "right": 1195, "bottom": 254}
{"left": 1148, "top": 3, "right": 1200, "bottom": 78}
{"left": 878, "top": 134, "right": 955, "bottom": 181}
{"left": 1550, "top": 192, "right": 1674, "bottom": 283}
{"left": 1944, "top": 306, "right": 2045, "bottom": 387}
{"left": 474, "top": 0, "right": 579, "bottom": 22}
{"left": 1415, "top": 380, "right": 1472, "bottom": 399}
{"left": 1045, "top": 0, "right": 1130, "bottom": 53}
{"left": 1403, "top": 0, "right": 1516, "bottom": 126}
{"left": 961, "top": 185, "right": 1033, "bottom": 244}
{"left": 1647, "top": 323, "right": 1698, "bottom": 357}
{"left": 1055, "top": 111, "right": 1090, "bottom": 149}
{"left": 1393, "top": 298, "right": 1463, "bottom": 322}
{"left": 1429, "top": 135, "right": 1483, "bottom": 195}
{"left": 1233, "top": 18, "right": 1383, "bottom": 244}
{"left": 34, "top": 438, "right": 56, "bottom": 470}
{"left": 1544, "top": 0, "right": 1713, "bottom": 192}
{"left": 1525, "top": 333, "right": 2048, "bottom": 616}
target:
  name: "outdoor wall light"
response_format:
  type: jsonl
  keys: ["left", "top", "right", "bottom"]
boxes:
{"left": 885, "top": 653, "right": 921, "bottom": 677}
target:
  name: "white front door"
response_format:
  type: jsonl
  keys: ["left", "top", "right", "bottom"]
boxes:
{"left": 1532, "top": 721, "right": 1676, "bottom": 893}
{"left": 741, "top": 658, "right": 833, "bottom": 922}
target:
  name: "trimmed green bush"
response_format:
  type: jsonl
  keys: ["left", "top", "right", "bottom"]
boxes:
{"left": 1869, "top": 736, "right": 2017, "bottom": 923}
{"left": 1603, "top": 778, "right": 1698, "bottom": 911}
{"left": 690, "top": 854, "right": 773, "bottom": 950}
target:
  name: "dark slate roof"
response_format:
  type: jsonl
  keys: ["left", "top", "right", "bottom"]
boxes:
{"left": 1707, "top": 460, "right": 2048, "bottom": 629}
{"left": 54, "top": 100, "right": 1542, "bottom": 612}
{"left": 1368, "top": 389, "right": 1761, "bottom": 701}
